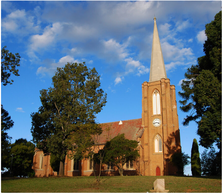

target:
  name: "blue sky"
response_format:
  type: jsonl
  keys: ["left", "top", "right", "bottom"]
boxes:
{"left": 1, "top": 1, "right": 220, "bottom": 175}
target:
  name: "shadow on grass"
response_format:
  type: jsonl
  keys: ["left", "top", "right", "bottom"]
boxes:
{"left": 1, "top": 177, "right": 30, "bottom": 180}
{"left": 167, "top": 175, "right": 221, "bottom": 180}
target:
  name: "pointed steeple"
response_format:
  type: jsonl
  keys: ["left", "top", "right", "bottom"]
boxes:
{"left": 149, "top": 17, "right": 167, "bottom": 82}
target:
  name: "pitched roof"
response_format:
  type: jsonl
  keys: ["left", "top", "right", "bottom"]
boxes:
{"left": 95, "top": 118, "right": 143, "bottom": 144}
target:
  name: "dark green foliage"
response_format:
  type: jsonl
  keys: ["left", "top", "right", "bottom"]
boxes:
{"left": 179, "top": 11, "right": 221, "bottom": 149}
{"left": 1, "top": 46, "right": 20, "bottom": 86}
{"left": 103, "top": 134, "right": 139, "bottom": 176}
{"left": 201, "top": 147, "right": 221, "bottom": 176}
{"left": 1, "top": 105, "right": 13, "bottom": 170}
{"left": 50, "top": 153, "right": 60, "bottom": 172}
{"left": 31, "top": 62, "right": 107, "bottom": 176}
{"left": 67, "top": 123, "right": 102, "bottom": 161}
{"left": 191, "top": 138, "right": 201, "bottom": 176}
{"left": 171, "top": 152, "right": 190, "bottom": 175}
{"left": 1, "top": 105, "right": 14, "bottom": 132}
{"left": 31, "top": 107, "right": 51, "bottom": 154}
{"left": 10, "top": 139, "right": 35, "bottom": 177}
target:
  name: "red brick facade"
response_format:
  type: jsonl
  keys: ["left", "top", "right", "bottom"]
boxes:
{"left": 32, "top": 119, "right": 143, "bottom": 177}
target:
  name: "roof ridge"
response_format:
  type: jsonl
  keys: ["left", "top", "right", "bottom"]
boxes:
{"left": 99, "top": 118, "right": 142, "bottom": 125}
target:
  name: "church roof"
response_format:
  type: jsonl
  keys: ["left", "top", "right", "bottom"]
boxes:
{"left": 149, "top": 17, "right": 167, "bottom": 82}
{"left": 95, "top": 118, "right": 143, "bottom": 144}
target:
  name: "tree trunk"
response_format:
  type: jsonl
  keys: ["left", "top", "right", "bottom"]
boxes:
{"left": 118, "top": 167, "right": 124, "bottom": 176}
{"left": 99, "top": 159, "right": 102, "bottom": 177}
{"left": 59, "top": 161, "right": 64, "bottom": 176}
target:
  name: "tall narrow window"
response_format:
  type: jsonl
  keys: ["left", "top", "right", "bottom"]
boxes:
{"left": 73, "top": 159, "right": 80, "bottom": 171}
{"left": 154, "top": 135, "right": 162, "bottom": 153}
{"left": 153, "top": 90, "right": 161, "bottom": 115}
{"left": 89, "top": 157, "right": 94, "bottom": 170}
{"left": 39, "top": 154, "right": 43, "bottom": 169}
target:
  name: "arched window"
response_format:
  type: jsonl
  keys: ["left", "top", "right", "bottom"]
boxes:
{"left": 153, "top": 90, "right": 160, "bottom": 115}
{"left": 154, "top": 135, "right": 162, "bottom": 153}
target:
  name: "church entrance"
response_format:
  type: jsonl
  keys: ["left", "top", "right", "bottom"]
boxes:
{"left": 156, "top": 166, "right": 160, "bottom": 176}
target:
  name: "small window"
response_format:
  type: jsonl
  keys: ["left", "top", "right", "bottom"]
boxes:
{"left": 107, "top": 162, "right": 113, "bottom": 170}
{"left": 155, "top": 135, "right": 162, "bottom": 153}
{"left": 126, "top": 160, "right": 134, "bottom": 170}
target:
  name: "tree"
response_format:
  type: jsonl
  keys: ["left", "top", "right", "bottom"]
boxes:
{"left": 179, "top": 11, "right": 221, "bottom": 149}
{"left": 1, "top": 105, "right": 13, "bottom": 170}
{"left": 201, "top": 147, "right": 221, "bottom": 176}
{"left": 10, "top": 138, "right": 35, "bottom": 177}
{"left": 50, "top": 153, "right": 60, "bottom": 172}
{"left": 91, "top": 126, "right": 111, "bottom": 183}
{"left": 191, "top": 138, "right": 201, "bottom": 176}
{"left": 31, "top": 62, "right": 107, "bottom": 176}
{"left": 1, "top": 46, "right": 20, "bottom": 169}
{"left": 1, "top": 46, "right": 20, "bottom": 86}
{"left": 103, "top": 134, "right": 139, "bottom": 176}
{"left": 171, "top": 152, "right": 190, "bottom": 175}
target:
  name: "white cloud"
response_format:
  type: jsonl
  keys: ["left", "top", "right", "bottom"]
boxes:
{"left": 137, "top": 65, "right": 149, "bottom": 76}
{"left": 159, "top": 23, "right": 171, "bottom": 35}
{"left": 158, "top": 20, "right": 195, "bottom": 72}
{"left": 16, "top": 107, "right": 25, "bottom": 113}
{"left": 2, "top": 20, "right": 17, "bottom": 31}
{"left": 125, "top": 58, "right": 149, "bottom": 76}
{"left": 115, "top": 77, "right": 122, "bottom": 85}
{"left": 165, "top": 60, "right": 195, "bottom": 72}
{"left": 178, "top": 78, "right": 188, "bottom": 86}
{"left": 178, "top": 77, "right": 195, "bottom": 88}
{"left": 197, "top": 30, "right": 207, "bottom": 44}
{"left": 3, "top": 1, "right": 218, "bottom": 83}
{"left": 2, "top": 8, "right": 40, "bottom": 37}
{"left": 100, "top": 39, "right": 149, "bottom": 84}
{"left": 1, "top": 2, "right": 14, "bottom": 13}
{"left": 162, "top": 42, "right": 193, "bottom": 62}
{"left": 102, "top": 39, "right": 128, "bottom": 61}
{"left": 8, "top": 9, "right": 25, "bottom": 19}
{"left": 37, "top": 55, "right": 79, "bottom": 76}
{"left": 30, "top": 22, "right": 62, "bottom": 51}
{"left": 57, "top": 55, "right": 75, "bottom": 66}
{"left": 176, "top": 20, "right": 191, "bottom": 32}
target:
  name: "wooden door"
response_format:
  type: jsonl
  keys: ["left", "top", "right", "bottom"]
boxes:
{"left": 156, "top": 166, "right": 160, "bottom": 176}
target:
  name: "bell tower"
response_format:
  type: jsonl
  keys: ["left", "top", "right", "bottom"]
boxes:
{"left": 140, "top": 18, "right": 181, "bottom": 176}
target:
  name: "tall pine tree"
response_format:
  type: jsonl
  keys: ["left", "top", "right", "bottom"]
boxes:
{"left": 191, "top": 138, "right": 201, "bottom": 176}
{"left": 179, "top": 11, "right": 221, "bottom": 149}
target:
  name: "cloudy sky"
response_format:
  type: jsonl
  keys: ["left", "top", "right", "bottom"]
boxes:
{"left": 1, "top": 1, "right": 220, "bottom": 175}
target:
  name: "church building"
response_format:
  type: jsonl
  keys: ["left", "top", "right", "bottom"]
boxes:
{"left": 32, "top": 18, "right": 181, "bottom": 177}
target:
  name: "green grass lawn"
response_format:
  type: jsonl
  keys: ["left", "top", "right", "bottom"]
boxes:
{"left": 1, "top": 175, "right": 221, "bottom": 192}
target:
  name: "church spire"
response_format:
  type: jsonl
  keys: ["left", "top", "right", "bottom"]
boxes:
{"left": 149, "top": 17, "right": 167, "bottom": 82}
